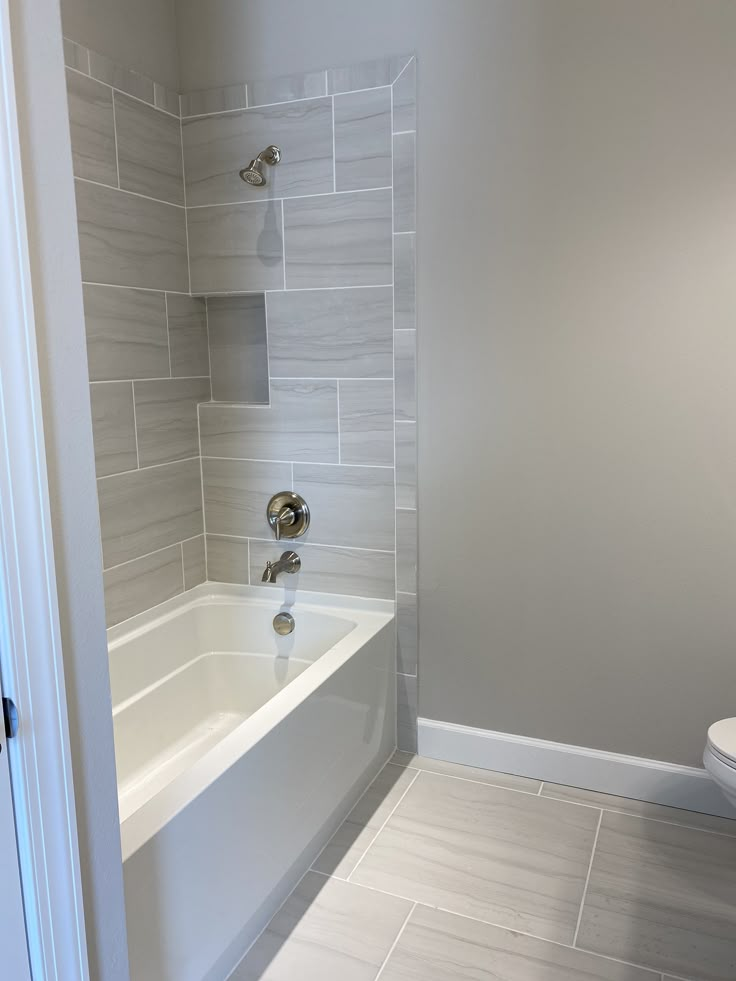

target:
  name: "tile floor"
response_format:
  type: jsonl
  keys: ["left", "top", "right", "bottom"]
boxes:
{"left": 231, "top": 752, "right": 736, "bottom": 981}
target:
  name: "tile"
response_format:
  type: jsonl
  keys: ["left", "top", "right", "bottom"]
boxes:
{"left": 394, "top": 233, "right": 416, "bottom": 331}
{"left": 103, "top": 545, "right": 183, "bottom": 628}
{"left": 393, "top": 132, "right": 416, "bottom": 233}
{"left": 207, "top": 295, "right": 269, "bottom": 403}
{"left": 63, "top": 38, "right": 88, "bottom": 73}
{"left": 180, "top": 84, "right": 247, "bottom": 118}
{"left": 97, "top": 457, "right": 203, "bottom": 568}
{"left": 153, "top": 82, "right": 180, "bottom": 116}
{"left": 392, "top": 58, "right": 416, "bottom": 133}
{"left": 166, "top": 294, "right": 209, "bottom": 377}
{"left": 247, "top": 70, "right": 326, "bottom": 108}
{"left": 231, "top": 871, "right": 411, "bottom": 981}
{"left": 313, "top": 763, "right": 418, "bottom": 877}
{"left": 88, "top": 50, "right": 154, "bottom": 105}
{"left": 202, "top": 459, "right": 291, "bottom": 539}
{"left": 396, "top": 508, "right": 416, "bottom": 592}
{"left": 395, "top": 329, "right": 416, "bottom": 421}
{"left": 74, "top": 179, "right": 189, "bottom": 292}
{"left": 134, "top": 378, "right": 210, "bottom": 467}
{"left": 114, "top": 93, "right": 184, "bottom": 205}
{"left": 397, "top": 591, "right": 417, "bottom": 675}
{"left": 397, "top": 674, "right": 417, "bottom": 753}
{"left": 182, "top": 536, "right": 206, "bottom": 589}
{"left": 183, "top": 98, "right": 332, "bottom": 207}
{"left": 206, "top": 535, "right": 249, "bottom": 585}
{"left": 541, "top": 783, "right": 736, "bottom": 837}
{"left": 395, "top": 422, "right": 416, "bottom": 508}
{"left": 284, "top": 189, "right": 392, "bottom": 289}
{"left": 65, "top": 71, "right": 117, "bottom": 186}
{"left": 381, "top": 905, "right": 657, "bottom": 981}
{"left": 353, "top": 770, "right": 600, "bottom": 943}
{"left": 334, "top": 87, "right": 392, "bottom": 192}
{"left": 577, "top": 811, "right": 736, "bottom": 979}
{"left": 89, "top": 382, "right": 137, "bottom": 477}
{"left": 188, "top": 199, "right": 284, "bottom": 293}
{"left": 199, "top": 382, "right": 338, "bottom": 462}
{"left": 249, "top": 540, "right": 395, "bottom": 600}
{"left": 267, "top": 287, "right": 393, "bottom": 379}
{"left": 391, "top": 752, "right": 543, "bottom": 794}
{"left": 327, "top": 55, "right": 414, "bottom": 95}
{"left": 294, "top": 463, "right": 394, "bottom": 550}
{"left": 339, "top": 379, "right": 394, "bottom": 466}
{"left": 83, "top": 285, "right": 169, "bottom": 381}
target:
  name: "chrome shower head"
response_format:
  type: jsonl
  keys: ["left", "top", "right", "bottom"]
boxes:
{"left": 239, "top": 145, "right": 281, "bottom": 187}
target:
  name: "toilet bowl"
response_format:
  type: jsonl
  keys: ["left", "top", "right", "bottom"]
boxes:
{"left": 703, "top": 718, "right": 736, "bottom": 808}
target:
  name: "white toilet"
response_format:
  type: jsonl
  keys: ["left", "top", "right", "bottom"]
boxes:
{"left": 703, "top": 718, "right": 736, "bottom": 807}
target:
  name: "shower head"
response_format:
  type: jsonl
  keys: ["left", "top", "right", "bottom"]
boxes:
{"left": 239, "top": 145, "right": 281, "bottom": 187}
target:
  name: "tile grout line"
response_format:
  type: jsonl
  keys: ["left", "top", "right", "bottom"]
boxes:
{"left": 91, "top": 376, "right": 211, "bottom": 385}
{"left": 164, "top": 293, "right": 172, "bottom": 377}
{"left": 347, "top": 769, "right": 420, "bottom": 882}
{"left": 572, "top": 809, "right": 603, "bottom": 947}
{"left": 96, "top": 454, "right": 200, "bottom": 480}
{"left": 65, "top": 63, "right": 181, "bottom": 120}
{"left": 206, "top": 534, "right": 395, "bottom": 558}
{"left": 180, "top": 82, "right": 393, "bottom": 121}
{"left": 263, "top": 291, "right": 273, "bottom": 406}
{"left": 200, "top": 454, "right": 393, "bottom": 470}
{"left": 280, "top": 199, "right": 287, "bottom": 290}
{"left": 180, "top": 109, "right": 192, "bottom": 295}
{"left": 331, "top": 94, "right": 337, "bottom": 192}
{"left": 73, "top": 174, "right": 185, "bottom": 210}
{"left": 374, "top": 902, "right": 417, "bottom": 981}
{"left": 103, "top": 534, "right": 203, "bottom": 575}
{"left": 130, "top": 381, "right": 140, "bottom": 469}
{"left": 110, "top": 90, "right": 121, "bottom": 188}
{"left": 186, "top": 185, "right": 393, "bottom": 210}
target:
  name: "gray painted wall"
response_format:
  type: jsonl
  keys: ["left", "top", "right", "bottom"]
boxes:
{"left": 176, "top": 0, "right": 736, "bottom": 767}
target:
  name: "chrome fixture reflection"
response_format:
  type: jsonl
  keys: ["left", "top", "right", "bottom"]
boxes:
{"left": 273, "top": 612, "right": 295, "bottom": 635}
{"left": 262, "top": 551, "right": 301, "bottom": 583}
{"left": 266, "top": 491, "right": 310, "bottom": 540}
{"left": 239, "top": 144, "right": 281, "bottom": 186}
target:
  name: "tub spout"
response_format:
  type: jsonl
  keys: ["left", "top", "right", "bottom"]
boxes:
{"left": 261, "top": 550, "right": 301, "bottom": 582}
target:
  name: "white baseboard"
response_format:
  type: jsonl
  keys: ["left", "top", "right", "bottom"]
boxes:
{"left": 418, "top": 717, "right": 736, "bottom": 820}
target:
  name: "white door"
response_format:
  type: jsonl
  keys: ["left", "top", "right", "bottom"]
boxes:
{"left": 0, "top": 693, "right": 31, "bottom": 979}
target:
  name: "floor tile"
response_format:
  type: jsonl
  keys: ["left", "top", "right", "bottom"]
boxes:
{"left": 391, "top": 752, "right": 542, "bottom": 795}
{"left": 381, "top": 904, "right": 658, "bottom": 981}
{"left": 352, "top": 770, "right": 599, "bottom": 943}
{"left": 577, "top": 810, "right": 736, "bottom": 980}
{"left": 230, "top": 871, "right": 411, "bottom": 981}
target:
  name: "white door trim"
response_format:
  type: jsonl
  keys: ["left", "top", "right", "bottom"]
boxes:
{"left": 0, "top": 0, "right": 89, "bottom": 976}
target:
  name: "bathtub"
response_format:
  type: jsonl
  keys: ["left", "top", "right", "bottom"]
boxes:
{"left": 108, "top": 582, "right": 396, "bottom": 981}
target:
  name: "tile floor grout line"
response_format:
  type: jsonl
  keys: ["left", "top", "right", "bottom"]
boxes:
{"left": 374, "top": 902, "right": 416, "bottom": 981}
{"left": 392, "top": 764, "right": 542, "bottom": 798}
{"left": 572, "top": 808, "right": 603, "bottom": 947}
{"left": 347, "top": 768, "right": 420, "bottom": 882}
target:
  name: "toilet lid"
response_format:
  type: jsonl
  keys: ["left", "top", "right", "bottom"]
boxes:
{"left": 707, "top": 718, "right": 736, "bottom": 765}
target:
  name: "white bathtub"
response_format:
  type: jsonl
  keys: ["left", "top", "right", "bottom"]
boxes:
{"left": 108, "top": 582, "right": 395, "bottom": 981}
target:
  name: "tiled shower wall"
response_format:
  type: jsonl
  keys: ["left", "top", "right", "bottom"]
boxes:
{"left": 63, "top": 40, "right": 418, "bottom": 751}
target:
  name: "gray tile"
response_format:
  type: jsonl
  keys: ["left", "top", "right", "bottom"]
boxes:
{"left": 75, "top": 179, "right": 189, "bottom": 291}
{"left": 188, "top": 199, "right": 284, "bottom": 293}
{"left": 89, "top": 382, "right": 137, "bottom": 477}
{"left": 339, "top": 379, "right": 393, "bottom": 466}
{"left": 183, "top": 98, "right": 332, "bottom": 207}
{"left": 134, "top": 378, "right": 210, "bottom": 467}
{"left": 182, "top": 536, "right": 206, "bottom": 589}
{"left": 391, "top": 752, "right": 543, "bottom": 794}
{"left": 392, "top": 58, "right": 416, "bottom": 133}
{"left": 334, "top": 88, "right": 392, "bottom": 192}
{"left": 394, "top": 233, "right": 416, "bottom": 331}
{"left": 541, "top": 783, "right": 736, "bottom": 837}
{"left": 231, "top": 871, "right": 411, "bottom": 981}
{"left": 247, "top": 70, "right": 326, "bottom": 108}
{"left": 153, "top": 82, "right": 180, "bottom": 116}
{"left": 393, "top": 132, "right": 416, "bottom": 233}
{"left": 284, "top": 189, "right": 392, "bottom": 289}
{"left": 396, "top": 508, "right": 416, "bottom": 592}
{"left": 395, "top": 329, "right": 416, "bottom": 421}
{"left": 381, "top": 905, "right": 657, "bottom": 981}
{"left": 577, "top": 811, "right": 736, "bottom": 980}
{"left": 267, "top": 287, "right": 393, "bottom": 379}
{"left": 83, "top": 285, "right": 169, "bottom": 381}
{"left": 63, "top": 38, "right": 88, "bottom": 73}
{"left": 199, "top": 382, "right": 338, "bottom": 462}
{"left": 397, "top": 591, "right": 417, "bottom": 675}
{"left": 97, "top": 458, "right": 203, "bottom": 568}
{"left": 166, "top": 294, "right": 209, "bottom": 377}
{"left": 397, "top": 674, "right": 417, "bottom": 753}
{"left": 202, "top": 459, "right": 291, "bottom": 539}
{"left": 395, "top": 422, "right": 416, "bottom": 508}
{"left": 353, "top": 770, "right": 599, "bottom": 943}
{"left": 114, "top": 93, "right": 184, "bottom": 205}
{"left": 103, "top": 545, "right": 183, "bottom": 628}
{"left": 206, "top": 535, "right": 250, "bottom": 584}
{"left": 65, "top": 71, "right": 117, "bottom": 186}
{"left": 313, "top": 763, "right": 418, "bottom": 878}
{"left": 294, "top": 463, "right": 394, "bottom": 549}
{"left": 207, "top": 295, "right": 269, "bottom": 403}
{"left": 180, "top": 84, "right": 247, "bottom": 118}
{"left": 88, "top": 50, "right": 154, "bottom": 104}
{"left": 249, "top": 540, "right": 395, "bottom": 600}
{"left": 327, "top": 55, "right": 414, "bottom": 95}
